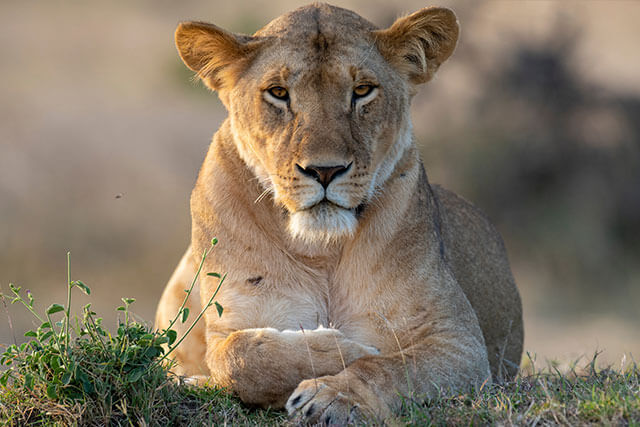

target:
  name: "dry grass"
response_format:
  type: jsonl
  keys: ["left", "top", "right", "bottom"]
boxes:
{"left": 2, "top": 353, "right": 638, "bottom": 426}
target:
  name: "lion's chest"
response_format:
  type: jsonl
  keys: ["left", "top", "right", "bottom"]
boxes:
{"left": 213, "top": 266, "right": 332, "bottom": 332}
{"left": 215, "top": 269, "right": 402, "bottom": 352}
{"left": 209, "top": 238, "right": 425, "bottom": 352}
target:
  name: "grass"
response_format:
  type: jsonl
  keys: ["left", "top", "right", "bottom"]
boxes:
{"left": 0, "top": 379, "right": 287, "bottom": 426}
{"left": 2, "top": 351, "right": 637, "bottom": 426}
{"left": 1, "top": 246, "right": 638, "bottom": 425}
{"left": 397, "top": 354, "right": 639, "bottom": 425}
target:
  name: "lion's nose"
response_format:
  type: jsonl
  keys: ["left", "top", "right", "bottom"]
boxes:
{"left": 296, "top": 163, "right": 351, "bottom": 189}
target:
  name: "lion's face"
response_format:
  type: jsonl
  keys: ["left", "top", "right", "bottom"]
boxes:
{"left": 175, "top": 4, "right": 458, "bottom": 244}
{"left": 227, "top": 11, "right": 413, "bottom": 243}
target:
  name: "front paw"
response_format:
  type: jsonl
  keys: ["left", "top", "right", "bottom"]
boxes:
{"left": 286, "top": 378, "right": 366, "bottom": 425}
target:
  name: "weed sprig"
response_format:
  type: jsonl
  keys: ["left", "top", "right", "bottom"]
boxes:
{"left": 0, "top": 238, "right": 227, "bottom": 425}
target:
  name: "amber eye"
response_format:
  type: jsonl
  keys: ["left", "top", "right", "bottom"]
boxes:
{"left": 353, "top": 84, "right": 374, "bottom": 98}
{"left": 268, "top": 86, "right": 289, "bottom": 100}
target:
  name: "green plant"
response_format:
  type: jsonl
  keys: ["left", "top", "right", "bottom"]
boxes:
{"left": 0, "top": 238, "right": 225, "bottom": 424}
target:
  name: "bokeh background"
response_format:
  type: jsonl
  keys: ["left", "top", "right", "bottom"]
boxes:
{"left": 2, "top": 0, "right": 639, "bottom": 368}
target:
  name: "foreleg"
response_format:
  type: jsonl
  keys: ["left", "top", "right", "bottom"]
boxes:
{"left": 207, "top": 326, "right": 379, "bottom": 408}
{"left": 286, "top": 327, "right": 491, "bottom": 424}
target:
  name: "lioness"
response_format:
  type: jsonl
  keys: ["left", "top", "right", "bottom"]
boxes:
{"left": 155, "top": 3, "right": 523, "bottom": 423}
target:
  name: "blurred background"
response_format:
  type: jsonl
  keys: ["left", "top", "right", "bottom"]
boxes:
{"left": 1, "top": 0, "right": 639, "bottom": 368}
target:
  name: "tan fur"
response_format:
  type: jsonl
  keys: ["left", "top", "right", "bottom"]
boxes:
{"left": 155, "top": 3, "right": 523, "bottom": 423}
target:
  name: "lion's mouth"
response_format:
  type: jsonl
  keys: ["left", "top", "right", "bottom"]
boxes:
{"left": 305, "top": 199, "right": 366, "bottom": 218}
{"left": 288, "top": 198, "right": 366, "bottom": 243}
{"left": 308, "top": 198, "right": 343, "bottom": 210}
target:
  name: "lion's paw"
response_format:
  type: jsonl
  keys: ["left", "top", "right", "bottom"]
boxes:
{"left": 286, "top": 379, "right": 366, "bottom": 425}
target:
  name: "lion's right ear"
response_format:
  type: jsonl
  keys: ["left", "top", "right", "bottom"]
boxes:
{"left": 373, "top": 7, "right": 459, "bottom": 85}
{"left": 175, "top": 21, "right": 261, "bottom": 91}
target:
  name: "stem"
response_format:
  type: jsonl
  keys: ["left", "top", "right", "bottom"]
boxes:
{"left": 163, "top": 242, "right": 215, "bottom": 334}
{"left": 0, "top": 294, "right": 17, "bottom": 346}
{"left": 46, "top": 311, "right": 65, "bottom": 360}
{"left": 9, "top": 292, "right": 46, "bottom": 324}
{"left": 86, "top": 311, "right": 108, "bottom": 353}
{"left": 65, "top": 251, "right": 72, "bottom": 349}
{"left": 155, "top": 273, "right": 226, "bottom": 366}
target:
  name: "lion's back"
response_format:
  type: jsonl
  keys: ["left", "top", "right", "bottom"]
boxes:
{"left": 433, "top": 184, "right": 523, "bottom": 380}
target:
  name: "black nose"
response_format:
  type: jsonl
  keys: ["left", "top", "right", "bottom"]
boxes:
{"left": 296, "top": 163, "right": 351, "bottom": 189}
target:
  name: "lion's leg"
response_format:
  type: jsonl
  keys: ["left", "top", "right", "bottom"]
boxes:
{"left": 206, "top": 326, "right": 379, "bottom": 408}
{"left": 285, "top": 329, "right": 491, "bottom": 424}
{"left": 285, "top": 274, "right": 493, "bottom": 425}
{"left": 155, "top": 246, "right": 208, "bottom": 376}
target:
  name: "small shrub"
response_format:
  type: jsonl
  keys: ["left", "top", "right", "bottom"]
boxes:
{"left": 0, "top": 239, "right": 236, "bottom": 425}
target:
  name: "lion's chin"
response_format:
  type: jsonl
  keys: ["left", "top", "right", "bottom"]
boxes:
{"left": 288, "top": 202, "right": 357, "bottom": 245}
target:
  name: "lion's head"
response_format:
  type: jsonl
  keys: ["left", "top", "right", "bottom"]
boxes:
{"left": 175, "top": 4, "right": 458, "bottom": 244}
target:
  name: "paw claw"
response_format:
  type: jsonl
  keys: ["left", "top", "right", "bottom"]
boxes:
{"left": 287, "top": 379, "right": 367, "bottom": 425}
{"left": 286, "top": 382, "right": 325, "bottom": 415}
{"left": 304, "top": 403, "right": 316, "bottom": 418}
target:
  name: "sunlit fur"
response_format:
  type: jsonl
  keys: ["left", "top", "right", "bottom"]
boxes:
{"left": 156, "top": 4, "right": 523, "bottom": 424}
{"left": 288, "top": 203, "right": 358, "bottom": 245}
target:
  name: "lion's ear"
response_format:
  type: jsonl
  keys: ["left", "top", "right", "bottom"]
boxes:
{"left": 175, "top": 21, "right": 261, "bottom": 91}
{"left": 374, "top": 7, "right": 459, "bottom": 85}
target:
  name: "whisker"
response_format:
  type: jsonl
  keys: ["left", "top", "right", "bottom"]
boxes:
{"left": 254, "top": 188, "right": 272, "bottom": 204}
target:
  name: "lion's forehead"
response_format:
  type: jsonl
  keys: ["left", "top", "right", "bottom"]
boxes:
{"left": 246, "top": 6, "right": 390, "bottom": 92}
{"left": 254, "top": 30, "right": 376, "bottom": 74}
{"left": 255, "top": 4, "right": 377, "bottom": 39}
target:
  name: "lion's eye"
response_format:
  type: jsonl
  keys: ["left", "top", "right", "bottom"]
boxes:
{"left": 353, "top": 84, "right": 374, "bottom": 98}
{"left": 268, "top": 86, "right": 289, "bottom": 100}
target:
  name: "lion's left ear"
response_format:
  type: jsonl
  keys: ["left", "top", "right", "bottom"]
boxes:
{"left": 373, "top": 7, "right": 459, "bottom": 85}
{"left": 175, "top": 21, "right": 263, "bottom": 92}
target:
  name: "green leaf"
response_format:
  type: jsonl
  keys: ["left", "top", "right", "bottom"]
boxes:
{"left": 40, "top": 331, "right": 53, "bottom": 342}
{"left": 167, "top": 329, "right": 177, "bottom": 346}
{"left": 39, "top": 322, "right": 51, "bottom": 330}
{"left": 46, "top": 384, "right": 58, "bottom": 399}
{"left": 127, "top": 367, "right": 145, "bottom": 383}
{"left": 51, "top": 355, "right": 61, "bottom": 372}
{"left": 82, "top": 378, "right": 94, "bottom": 394}
{"left": 207, "top": 272, "right": 221, "bottom": 278}
{"left": 122, "top": 298, "right": 136, "bottom": 305}
{"left": 24, "top": 373, "right": 34, "bottom": 390}
{"left": 0, "top": 371, "right": 9, "bottom": 387}
{"left": 211, "top": 237, "right": 218, "bottom": 246}
{"left": 181, "top": 307, "right": 190, "bottom": 323}
{"left": 72, "top": 280, "right": 91, "bottom": 295}
{"left": 215, "top": 302, "right": 224, "bottom": 317}
{"left": 61, "top": 371, "right": 72, "bottom": 385}
{"left": 116, "top": 306, "right": 125, "bottom": 311}
{"left": 24, "top": 330, "right": 37, "bottom": 338}
{"left": 144, "top": 346, "right": 160, "bottom": 359}
{"left": 77, "top": 370, "right": 93, "bottom": 394}
{"left": 46, "top": 304, "right": 65, "bottom": 315}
